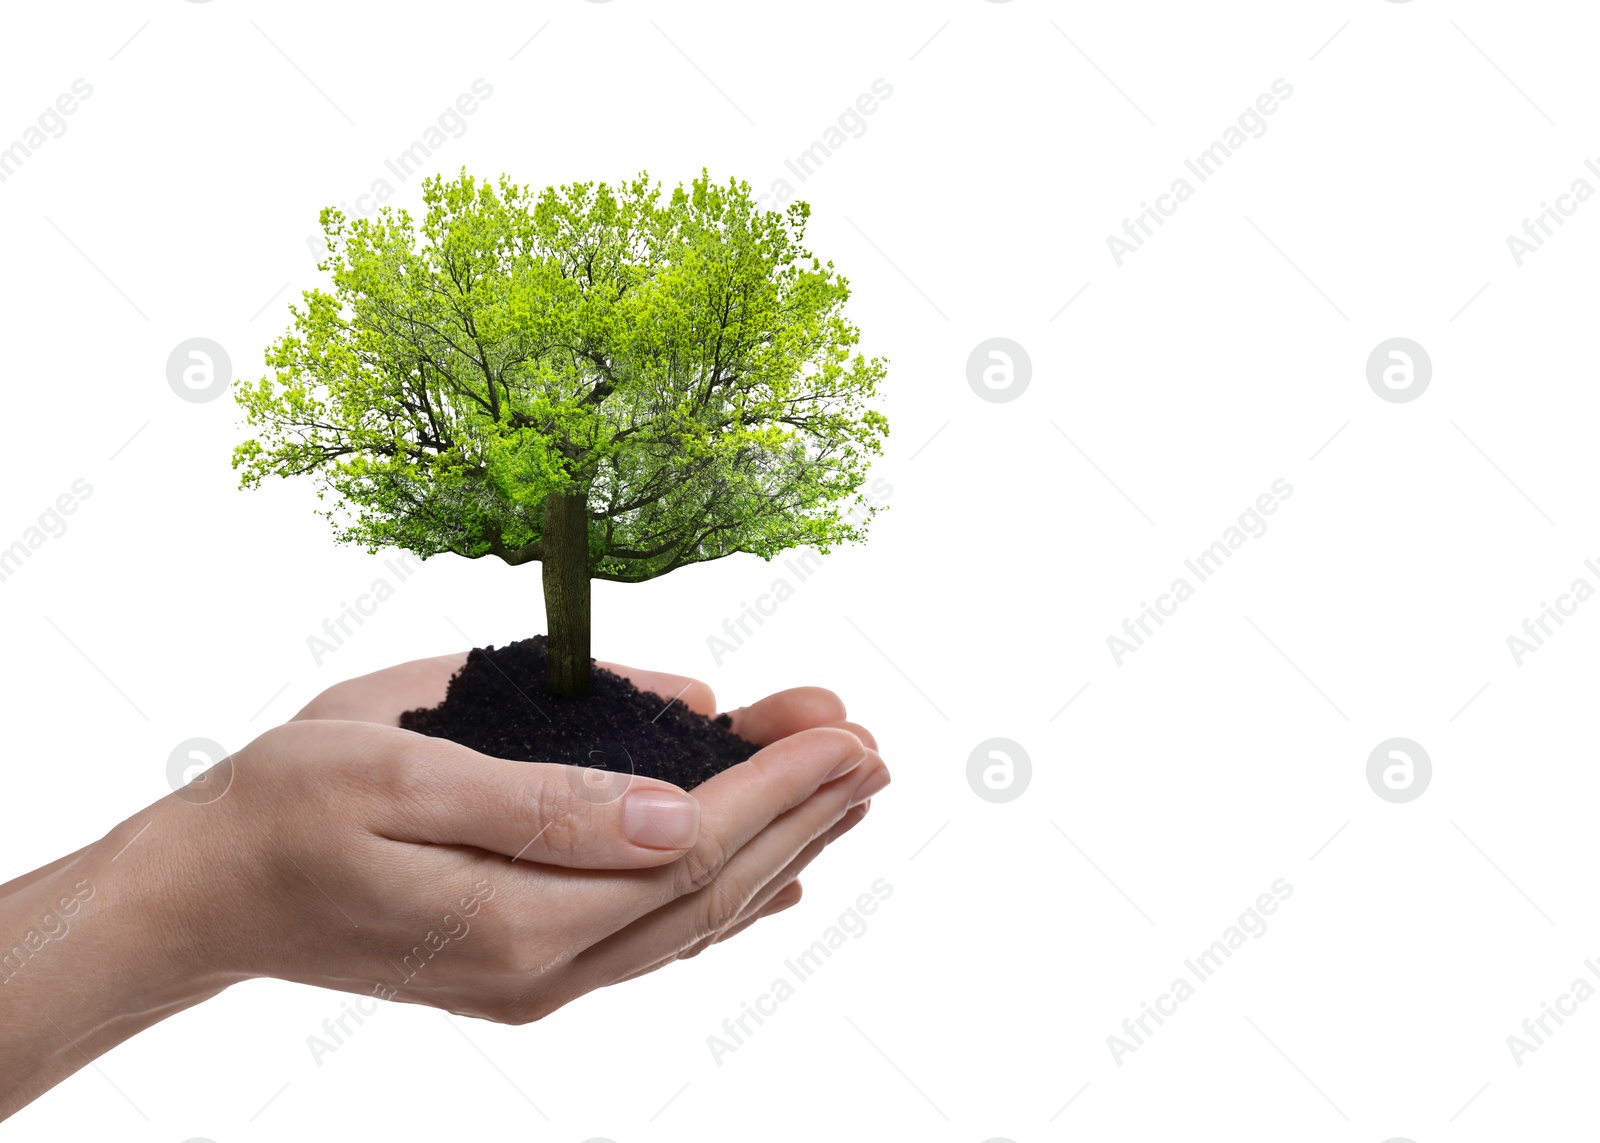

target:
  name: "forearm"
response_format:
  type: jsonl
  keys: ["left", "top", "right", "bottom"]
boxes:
{"left": 0, "top": 807, "right": 236, "bottom": 1120}
{"left": 0, "top": 842, "right": 94, "bottom": 899}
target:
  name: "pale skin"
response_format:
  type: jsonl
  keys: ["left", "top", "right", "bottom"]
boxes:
{"left": 0, "top": 653, "right": 888, "bottom": 1121}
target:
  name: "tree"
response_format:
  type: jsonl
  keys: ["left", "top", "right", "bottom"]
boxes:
{"left": 233, "top": 170, "right": 889, "bottom": 696}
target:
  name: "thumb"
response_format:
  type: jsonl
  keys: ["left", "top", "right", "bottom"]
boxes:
{"left": 376, "top": 734, "right": 701, "bottom": 868}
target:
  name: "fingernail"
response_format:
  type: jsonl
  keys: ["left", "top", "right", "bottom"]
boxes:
{"left": 848, "top": 767, "right": 890, "bottom": 808}
{"left": 825, "top": 745, "right": 870, "bottom": 782}
{"left": 623, "top": 790, "right": 700, "bottom": 850}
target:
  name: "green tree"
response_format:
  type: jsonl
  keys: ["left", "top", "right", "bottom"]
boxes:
{"left": 234, "top": 170, "right": 889, "bottom": 696}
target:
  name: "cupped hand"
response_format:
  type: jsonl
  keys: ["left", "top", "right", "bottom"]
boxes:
{"left": 113, "top": 652, "right": 888, "bottom": 1022}
{"left": 136, "top": 713, "right": 887, "bottom": 1023}
{"left": 291, "top": 650, "right": 882, "bottom": 934}
{"left": 0, "top": 653, "right": 890, "bottom": 1120}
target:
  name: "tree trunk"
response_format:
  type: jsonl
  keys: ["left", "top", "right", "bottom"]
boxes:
{"left": 542, "top": 492, "right": 592, "bottom": 697}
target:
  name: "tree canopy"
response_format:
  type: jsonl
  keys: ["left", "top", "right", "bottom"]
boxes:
{"left": 233, "top": 169, "right": 890, "bottom": 586}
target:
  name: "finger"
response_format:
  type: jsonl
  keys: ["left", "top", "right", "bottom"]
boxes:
{"left": 679, "top": 833, "right": 826, "bottom": 961}
{"left": 677, "top": 805, "right": 865, "bottom": 962}
{"left": 818, "top": 719, "right": 878, "bottom": 753}
{"left": 822, "top": 800, "right": 870, "bottom": 846}
{"left": 628, "top": 798, "right": 870, "bottom": 973}
{"left": 610, "top": 880, "right": 804, "bottom": 987}
{"left": 699, "top": 802, "right": 867, "bottom": 952}
{"left": 569, "top": 750, "right": 889, "bottom": 985}
{"left": 709, "top": 880, "right": 804, "bottom": 946}
{"left": 669, "top": 730, "right": 871, "bottom": 898}
{"left": 293, "top": 652, "right": 468, "bottom": 725}
{"left": 593, "top": 796, "right": 849, "bottom": 980}
{"left": 693, "top": 755, "right": 883, "bottom": 923}
{"left": 596, "top": 662, "right": 716, "bottom": 717}
{"left": 369, "top": 727, "right": 704, "bottom": 868}
{"left": 757, "top": 878, "right": 804, "bottom": 917}
{"left": 615, "top": 832, "right": 820, "bottom": 980}
{"left": 617, "top": 800, "right": 869, "bottom": 979}
{"left": 757, "top": 878, "right": 804, "bottom": 919}
{"left": 725, "top": 687, "right": 848, "bottom": 746}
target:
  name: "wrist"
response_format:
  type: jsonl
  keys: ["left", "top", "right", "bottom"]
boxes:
{"left": 0, "top": 802, "right": 237, "bottom": 1118}
{"left": 86, "top": 801, "right": 251, "bottom": 999}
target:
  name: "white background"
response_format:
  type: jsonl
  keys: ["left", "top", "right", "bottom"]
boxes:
{"left": 2, "top": 1, "right": 1598, "bottom": 1139}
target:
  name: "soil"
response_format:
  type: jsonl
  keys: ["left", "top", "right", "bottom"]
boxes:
{"left": 399, "top": 635, "right": 758, "bottom": 790}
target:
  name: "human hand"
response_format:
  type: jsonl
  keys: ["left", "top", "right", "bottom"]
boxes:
{"left": 287, "top": 649, "right": 882, "bottom": 957}
{"left": 138, "top": 713, "right": 887, "bottom": 1021}
{"left": 0, "top": 658, "right": 888, "bottom": 1120}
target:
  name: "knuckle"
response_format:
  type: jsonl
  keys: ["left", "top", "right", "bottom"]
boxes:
{"left": 266, "top": 722, "right": 395, "bottom": 804}
{"left": 693, "top": 884, "right": 745, "bottom": 939}
{"left": 527, "top": 776, "right": 583, "bottom": 858}
{"left": 371, "top": 748, "right": 421, "bottom": 803}
{"left": 363, "top": 743, "right": 445, "bottom": 824}
{"left": 679, "top": 934, "right": 717, "bottom": 960}
{"left": 677, "top": 828, "right": 731, "bottom": 894}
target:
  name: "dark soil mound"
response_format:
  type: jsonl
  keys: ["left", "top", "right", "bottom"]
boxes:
{"left": 399, "top": 635, "right": 757, "bottom": 790}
